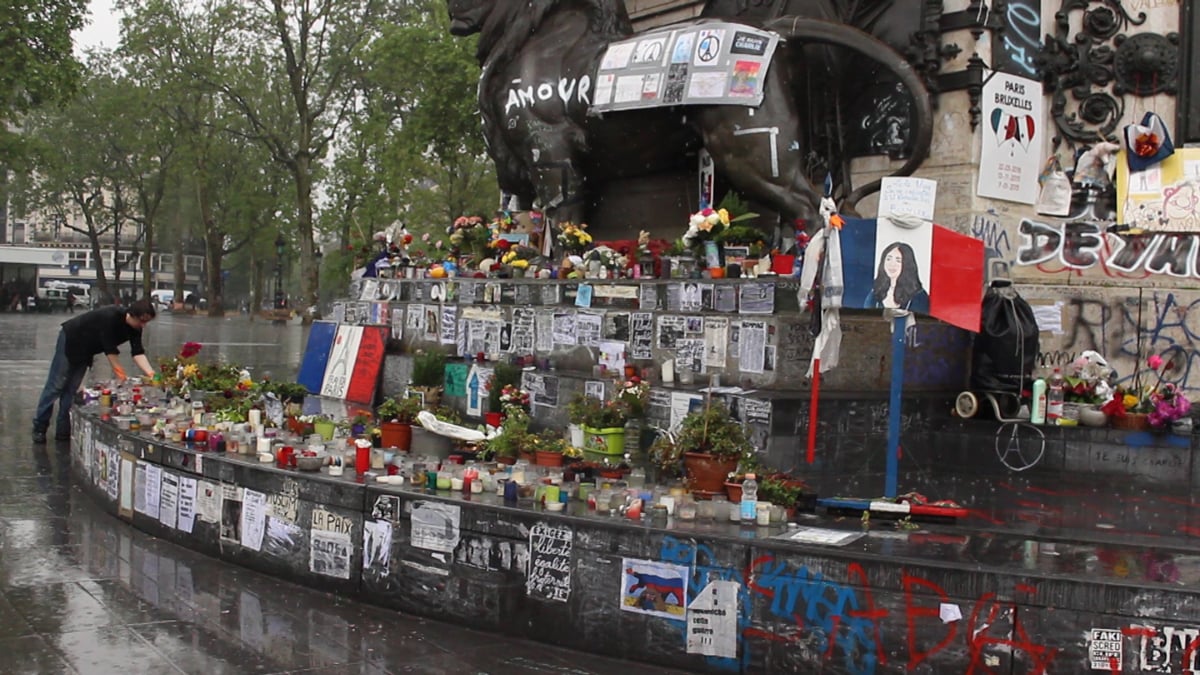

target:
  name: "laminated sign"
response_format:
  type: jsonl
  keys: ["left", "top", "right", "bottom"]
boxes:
{"left": 591, "top": 22, "right": 778, "bottom": 112}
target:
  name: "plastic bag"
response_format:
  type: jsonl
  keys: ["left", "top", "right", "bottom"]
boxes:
{"left": 1035, "top": 155, "right": 1072, "bottom": 216}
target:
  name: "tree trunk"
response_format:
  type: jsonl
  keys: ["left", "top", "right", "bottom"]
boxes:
{"left": 293, "top": 155, "right": 318, "bottom": 323}
{"left": 141, "top": 221, "right": 154, "bottom": 298}
{"left": 205, "top": 229, "right": 224, "bottom": 317}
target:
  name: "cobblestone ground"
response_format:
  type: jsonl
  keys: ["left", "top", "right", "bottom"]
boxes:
{"left": 0, "top": 311, "right": 685, "bottom": 675}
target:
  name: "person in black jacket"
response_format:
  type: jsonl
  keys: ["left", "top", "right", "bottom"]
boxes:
{"left": 32, "top": 299, "right": 158, "bottom": 443}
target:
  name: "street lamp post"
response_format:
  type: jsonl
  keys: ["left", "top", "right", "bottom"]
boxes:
{"left": 274, "top": 234, "right": 286, "bottom": 310}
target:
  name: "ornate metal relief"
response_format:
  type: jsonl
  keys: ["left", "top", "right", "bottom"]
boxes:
{"left": 1113, "top": 32, "right": 1179, "bottom": 96}
{"left": 1036, "top": 0, "right": 1158, "bottom": 148}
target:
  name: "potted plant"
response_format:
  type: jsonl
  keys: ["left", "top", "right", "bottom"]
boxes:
{"left": 580, "top": 397, "right": 631, "bottom": 458}
{"left": 488, "top": 408, "right": 530, "bottom": 465}
{"left": 675, "top": 401, "right": 754, "bottom": 496}
{"left": 758, "top": 478, "right": 806, "bottom": 519}
{"left": 486, "top": 362, "right": 523, "bottom": 424}
{"left": 305, "top": 413, "right": 336, "bottom": 441}
{"left": 409, "top": 405, "right": 462, "bottom": 460}
{"left": 532, "top": 431, "right": 566, "bottom": 467}
{"left": 376, "top": 396, "right": 422, "bottom": 451}
{"left": 409, "top": 349, "right": 447, "bottom": 407}
{"left": 566, "top": 394, "right": 591, "bottom": 448}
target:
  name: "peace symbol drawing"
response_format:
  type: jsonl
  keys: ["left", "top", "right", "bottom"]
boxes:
{"left": 697, "top": 36, "right": 720, "bottom": 63}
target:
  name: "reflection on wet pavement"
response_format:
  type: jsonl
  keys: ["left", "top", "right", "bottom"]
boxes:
{"left": 0, "top": 313, "right": 684, "bottom": 675}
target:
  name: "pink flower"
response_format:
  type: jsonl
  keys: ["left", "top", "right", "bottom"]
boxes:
{"left": 1148, "top": 354, "right": 1164, "bottom": 370}
{"left": 422, "top": 232, "right": 431, "bottom": 242}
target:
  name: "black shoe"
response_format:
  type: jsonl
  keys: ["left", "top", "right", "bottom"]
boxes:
{"left": 32, "top": 431, "right": 47, "bottom": 444}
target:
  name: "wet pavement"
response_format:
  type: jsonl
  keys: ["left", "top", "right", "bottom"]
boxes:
{"left": 0, "top": 311, "right": 687, "bottom": 675}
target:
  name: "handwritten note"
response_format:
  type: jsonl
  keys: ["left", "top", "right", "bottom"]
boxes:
{"left": 527, "top": 522, "right": 573, "bottom": 602}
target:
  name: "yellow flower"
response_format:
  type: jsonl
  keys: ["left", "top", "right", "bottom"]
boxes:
{"left": 718, "top": 208, "right": 731, "bottom": 226}
{"left": 182, "top": 364, "right": 200, "bottom": 378}
{"left": 1123, "top": 394, "right": 1139, "bottom": 410}
{"left": 512, "top": 259, "right": 529, "bottom": 269}
{"left": 580, "top": 232, "right": 593, "bottom": 244}
{"left": 697, "top": 219, "right": 713, "bottom": 233}
{"left": 502, "top": 251, "right": 516, "bottom": 264}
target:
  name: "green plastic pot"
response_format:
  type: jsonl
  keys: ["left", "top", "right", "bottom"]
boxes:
{"left": 582, "top": 426, "right": 625, "bottom": 455}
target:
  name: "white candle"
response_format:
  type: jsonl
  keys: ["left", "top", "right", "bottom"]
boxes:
{"left": 661, "top": 359, "right": 675, "bottom": 384}
{"left": 257, "top": 436, "right": 272, "bottom": 455}
{"left": 248, "top": 409, "right": 262, "bottom": 430}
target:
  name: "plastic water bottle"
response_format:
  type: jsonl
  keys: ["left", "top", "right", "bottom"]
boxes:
{"left": 740, "top": 473, "right": 758, "bottom": 522}
{"left": 1047, "top": 368, "right": 1065, "bottom": 423}
{"left": 1030, "top": 377, "right": 1047, "bottom": 425}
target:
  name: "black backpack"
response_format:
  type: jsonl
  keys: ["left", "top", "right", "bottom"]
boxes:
{"left": 970, "top": 280, "right": 1039, "bottom": 395}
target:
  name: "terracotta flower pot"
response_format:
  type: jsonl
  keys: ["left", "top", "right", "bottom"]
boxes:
{"left": 380, "top": 422, "right": 412, "bottom": 451}
{"left": 534, "top": 450, "right": 564, "bottom": 467}
{"left": 684, "top": 452, "right": 739, "bottom": 496}
{"left": 496, "top": 455, "right": 517, "bottom": 466}
{"left": 724, "top": 481, "right": 743, "bottom": 503}
{"left": 518, "top": 450, "right": 535, "bottom": 463}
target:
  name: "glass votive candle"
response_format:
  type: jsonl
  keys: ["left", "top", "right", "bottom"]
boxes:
{"left": 677, "top": 497, "right": 698, "bottom": 521}
{"left": 770, "top": 504, "right": 787, "bottom": 524}
{"left": 756, "top": 502, "right": 772, "bottom": 526}
{"left": 710, "top": 496, "right": 728, "bottom": 521}
{"left": 697, "top": 499, "right": 715, "bottom": 521}
{"left": 436, "top": 471, "right": 452, "bottom": 490}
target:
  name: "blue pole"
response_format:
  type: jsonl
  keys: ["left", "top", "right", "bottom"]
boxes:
{"left": 886, "top": 315, "right": 906, "bottom": 499}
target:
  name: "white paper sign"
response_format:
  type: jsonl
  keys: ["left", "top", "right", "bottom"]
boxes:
{"left": 177, "top": 477, "right": 197, "bottom": 534}
{"left": 411, "top": 501, "right": 461, "bottom": 553}
{"left": 939, "top": 603, "right": 963, "bottom": 623}
{"left": 197, "top": 480, "right": 220, "bottom": 523}
{"left": 158, "top": 472, "right": 179, "bottom": 530}
{"left": 978, "top": 71, "right": 1044, "bottom": 204}
{"left": 144, "top": 465, "right": 163, "bottom": 518}
{"left": 133, "top": 463, "right": 148, "bottom": 515}
{"left": 310, "top": 530, "right": 352, "bottom": 579}
{"left": 241, "top": 489, "right": 268, "bottom": 552}
{"left": 119, "top": 458, "right": 135, "bottom": 513}
{"left": 687, "top": 580, "right": 739, "bottom": 658}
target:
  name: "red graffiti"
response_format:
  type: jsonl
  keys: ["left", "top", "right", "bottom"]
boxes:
{"left": 846, "top": 563, "right": 888, "bottom": 668}
{"left": 903, "top": 573, "right": 955, "bottom": 670}
{"left": 966, "top": 592, "right": 1058, "bottom": 674}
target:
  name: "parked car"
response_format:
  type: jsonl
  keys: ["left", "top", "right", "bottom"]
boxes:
{"left": 150, "top": 289, "right": 175, "bottom": 310}
{"left": 34, "top": 287, "right": 73, "bottom": 312}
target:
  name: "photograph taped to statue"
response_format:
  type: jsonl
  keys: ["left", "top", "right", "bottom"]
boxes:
{"left": 446, "top": 0, "right": 932, "bottom": 229}
{"left": 32, "top": 299, "right": 158, "bottom": 443}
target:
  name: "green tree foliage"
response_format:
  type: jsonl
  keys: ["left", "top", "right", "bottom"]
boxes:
{"left": 322, "top": 0, "right": 497, "bottom": 264}
{"left": 0, "top": 0, "right": 85, "bottom": 165}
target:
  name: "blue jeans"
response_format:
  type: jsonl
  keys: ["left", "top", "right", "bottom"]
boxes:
{"left": 33, "top": 330, "right": 90, "bottom": 436}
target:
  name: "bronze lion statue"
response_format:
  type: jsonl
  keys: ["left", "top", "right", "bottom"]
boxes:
{"left": 448, "top": 0, "right": 932, "bottom": 227}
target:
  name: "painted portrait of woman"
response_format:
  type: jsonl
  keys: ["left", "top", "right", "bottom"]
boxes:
{"left": 867, "top": 241, "right": 929, "bottom": 313}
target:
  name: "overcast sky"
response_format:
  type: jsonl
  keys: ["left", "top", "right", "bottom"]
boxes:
{"left": 73, "top": 0, "right": 121, "bottom": 54}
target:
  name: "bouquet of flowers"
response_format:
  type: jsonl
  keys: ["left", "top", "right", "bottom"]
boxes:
{"left": 1148, "top": 383, "right": 1191, "bottom": 430}
{"left": 448, "top": 215, "right": 492, "bottom": 256}
{"left": 556, "top": 222, "right": 593, "bottom": 255}
{"left": 491, "top": 211, "right": 517, "bottom": 234}
{"left": 616, "top": 377, "right": 650, "bottom": 418}
{"left": 499, "top": 243, "right": 540, "bottom": 270}
{"left": 1063, "top": 350, "right": 1114, "bottom": 404}
{"left": 1102, "top": 352, "right": 1193, "bottom": 429}
{"left": 682, "top": 207, "right": 731, "bottom": 249}
{"left": 499, "top": 384, "right": 531, "bottom": 412}
{"left": 583, "top": 245, "right": 627, "bottom": 272}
